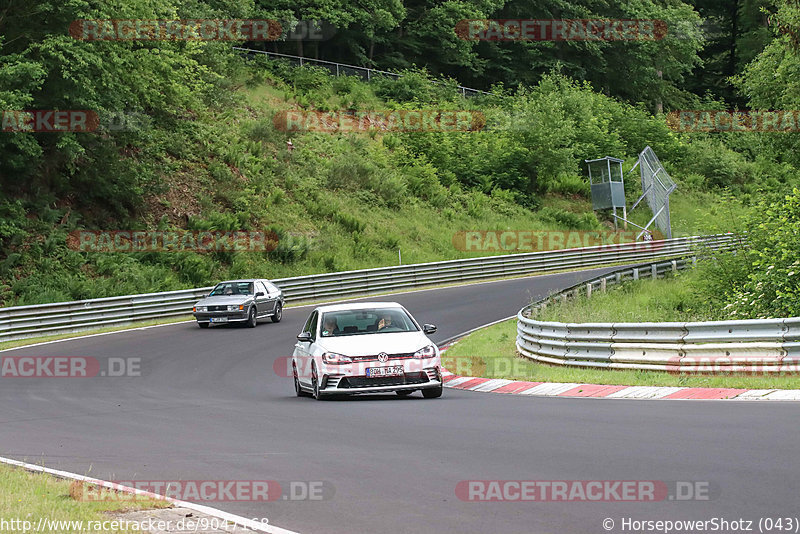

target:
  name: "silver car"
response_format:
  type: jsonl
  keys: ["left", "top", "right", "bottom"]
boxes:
{"left": 193, "top": 279, "right": 284, "bottom": 328}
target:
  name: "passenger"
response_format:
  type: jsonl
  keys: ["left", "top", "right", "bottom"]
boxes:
{"left": 377, "top": 312, "right": 393, "bottom": 331}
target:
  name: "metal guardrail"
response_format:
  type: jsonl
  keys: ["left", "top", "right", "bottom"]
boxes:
{"left": 516, "top": 254, "right": 800, "bottom": 374}
{"left": 0, "top": 234, "right": 734, "bottom": 343}
{"left": 233, "top": 47, "right": 494, "bottom": 98}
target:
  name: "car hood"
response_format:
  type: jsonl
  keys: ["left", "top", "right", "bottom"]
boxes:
{"left": 195, "top": 295, "right": 253, "bottom": 306}
{"left": 317, "top": 331, "right": 436, "bottom": 357}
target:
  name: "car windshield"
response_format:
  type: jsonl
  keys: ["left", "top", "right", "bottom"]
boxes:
{"left": 209, "top": 282, "right": 254, "bottom": 296}
{"left": 320, "top": 308, "right": 419, "bottom": 337}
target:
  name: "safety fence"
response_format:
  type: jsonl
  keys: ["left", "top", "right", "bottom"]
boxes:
{"left": 0, "top": 234, "right": 735, "bottom": 343}
{"left": 517, "top": 255, "right": 799, "bottom": 373}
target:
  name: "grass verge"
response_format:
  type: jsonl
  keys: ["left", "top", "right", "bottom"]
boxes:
{"left": 0, "top": 463, "right": 169, "bottom": 534}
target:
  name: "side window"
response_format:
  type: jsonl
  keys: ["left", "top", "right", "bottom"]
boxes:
{"left": 310, "top": 313, "right": 319, "bottom": 340}
{"left": 266, "top": 282, "right": 280, "bottom": 295}
{"left": 303, "top": 311, "right": 318, "bottom": 339}
{"left": 256, "top": 281, "right": 268, "bottom": 296}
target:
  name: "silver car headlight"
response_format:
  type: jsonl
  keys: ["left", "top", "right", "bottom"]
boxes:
{"left": 195, "top": 306, "right": 206, "bottom": 312}
{"left": 413, "top": 345, "right": 436, "bottom": 359}
{"left": 227, "top": 304, "right": 243, "bottom": 311}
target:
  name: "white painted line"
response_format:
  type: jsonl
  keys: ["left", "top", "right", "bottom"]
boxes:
{"left": 731, "top": 389, "right": 776, "bottom": 400}
{"left": 606, "top": 386, "right": 684, "bottom": 399}
{"left": 469, "top": 379, "right": 514, "bottom": 392}
{"left": 0, "top": 456, "right": 299, "bottom": 534}
{"left": 519, "top": 383, "right": 581, "bottom": 396}
{"left": 762, "top": 390, "right": 800, "bottom": 401}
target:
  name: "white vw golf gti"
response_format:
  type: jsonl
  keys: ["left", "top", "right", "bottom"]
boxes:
{"left": 292, "top": 302, "right": 443, "bottom": 399}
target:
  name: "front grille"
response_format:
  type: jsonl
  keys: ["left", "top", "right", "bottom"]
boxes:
{"left": 350, "top": 352, "right": 415, "bottom": 362}
{"left": 208, "top": 305, "right": 228, "bottom": 312}
{"left": 338, "top": 372, "right": 429, "bottom": 389}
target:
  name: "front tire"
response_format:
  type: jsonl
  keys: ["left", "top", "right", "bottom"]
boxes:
{"left": 422, "top": 386, "right": 443, "bottom": 399}
{"left": 271, "top": 303, "right": 282, "bottom": 323}
{"left": 311, "top": 365, "right": 323, "bottom": 400}
{"left": 293, "top": 363, "right": 308, "bottom": 397}
{"left": 247, "top": 306, "right": 257, "bottom": 328}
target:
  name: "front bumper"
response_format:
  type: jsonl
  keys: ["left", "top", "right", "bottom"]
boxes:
{"left": 319, "top": 367, "right": 442, "bottom": 395}
{"left": 194, "top": 311, "right": 248, "bottom": 324}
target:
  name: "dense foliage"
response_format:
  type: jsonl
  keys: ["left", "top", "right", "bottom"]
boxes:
{"left": 0, "top": 0, "right": 799, "bottom": 313}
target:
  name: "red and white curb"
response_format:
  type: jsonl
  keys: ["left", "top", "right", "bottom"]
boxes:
{"left": 440, "top": 371, "right": 800, "bottom": 401}
{"left": 0, "top": 456, "right": 299, "bottom": 534}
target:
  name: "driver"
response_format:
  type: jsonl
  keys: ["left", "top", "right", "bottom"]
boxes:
{"left": 322, "top": 316, "right": 340, "bottom": 336}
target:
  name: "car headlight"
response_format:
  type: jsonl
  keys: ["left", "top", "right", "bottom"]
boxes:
{"left": 227, "top": 304, "right": 244, "bottom": 311}
{"left": 413, "top": 345, "right": 436, "bottom": 359}
{"left": 322, "top": 352, "right": 353, "bottom": 364}
{"left": 195, "top": 306, "right": 206, "bottom": 312}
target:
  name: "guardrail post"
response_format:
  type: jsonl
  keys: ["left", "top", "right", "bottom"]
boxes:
{"left": 633, "top": 268, "right": 639, "bottom": 280}
{"left": 671, "top": 260, "right": 678, "bottom": 273}
{"left": 615, "top": 272, "right": 621, "bottom": 284}
{"left": 651, "top": 264, "right": 658, "bottom": 279}
{"left": 586, "top": 283, "right": 592, "bottom": 299}
{"left": 601, "top": 278, "right": 607, "bottom": 292}
{"left": 692, "top": 256, "right": 697, "bottom": 268}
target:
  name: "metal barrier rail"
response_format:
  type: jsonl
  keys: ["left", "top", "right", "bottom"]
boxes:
{"left": 0, "top": 234, "right": 735, "bottom": 343}
{"left": 516, "top": 253, "right": 800, "bottom": 373}
{"left": 233, "top": 47, "right": 493, "bottom": 98}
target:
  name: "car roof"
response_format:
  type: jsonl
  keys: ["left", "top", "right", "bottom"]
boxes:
{"left": 214, "top": 279, "right": 265, "bottom": 284}
{"left": 315, "top": 302, "right": 404, "bottom": 313}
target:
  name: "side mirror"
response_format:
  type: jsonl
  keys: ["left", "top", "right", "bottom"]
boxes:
{"left": 296, "top": 332, "right": 313, "bottom": 343}
{"left": 255, "top": 292, "right": 264, "bottom": 297}
{"left": 423, "top": 324, "right": 437, "bottom": 334}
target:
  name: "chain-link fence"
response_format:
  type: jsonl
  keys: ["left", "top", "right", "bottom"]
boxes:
{"left": 638, "top": 146, "right": 677, "bottom": 239}
{"left": 233, "top": 47, "right": 493, "bottom": 98}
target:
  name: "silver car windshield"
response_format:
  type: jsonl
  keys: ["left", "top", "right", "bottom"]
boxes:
{"left": 209, "top": 282, "right": 254, "bottom": 296}
{"left": 320, "top": 309, "right": 419, "bottom": 337}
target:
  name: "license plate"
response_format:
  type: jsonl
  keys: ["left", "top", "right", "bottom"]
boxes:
{"left": 210, "top": 317, "right": 228, "bottom": 323}
{"left": 366, "top": 366, "right": 404, "bottom": 378}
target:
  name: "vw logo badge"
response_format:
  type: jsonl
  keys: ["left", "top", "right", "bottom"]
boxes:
{"left": 377, "top": 352, "right": 389, "bottom": 362}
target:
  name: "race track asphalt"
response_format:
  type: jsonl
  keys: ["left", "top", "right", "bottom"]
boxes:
{"left": 2, "top": 266, "right": 798, "bottom": 534}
